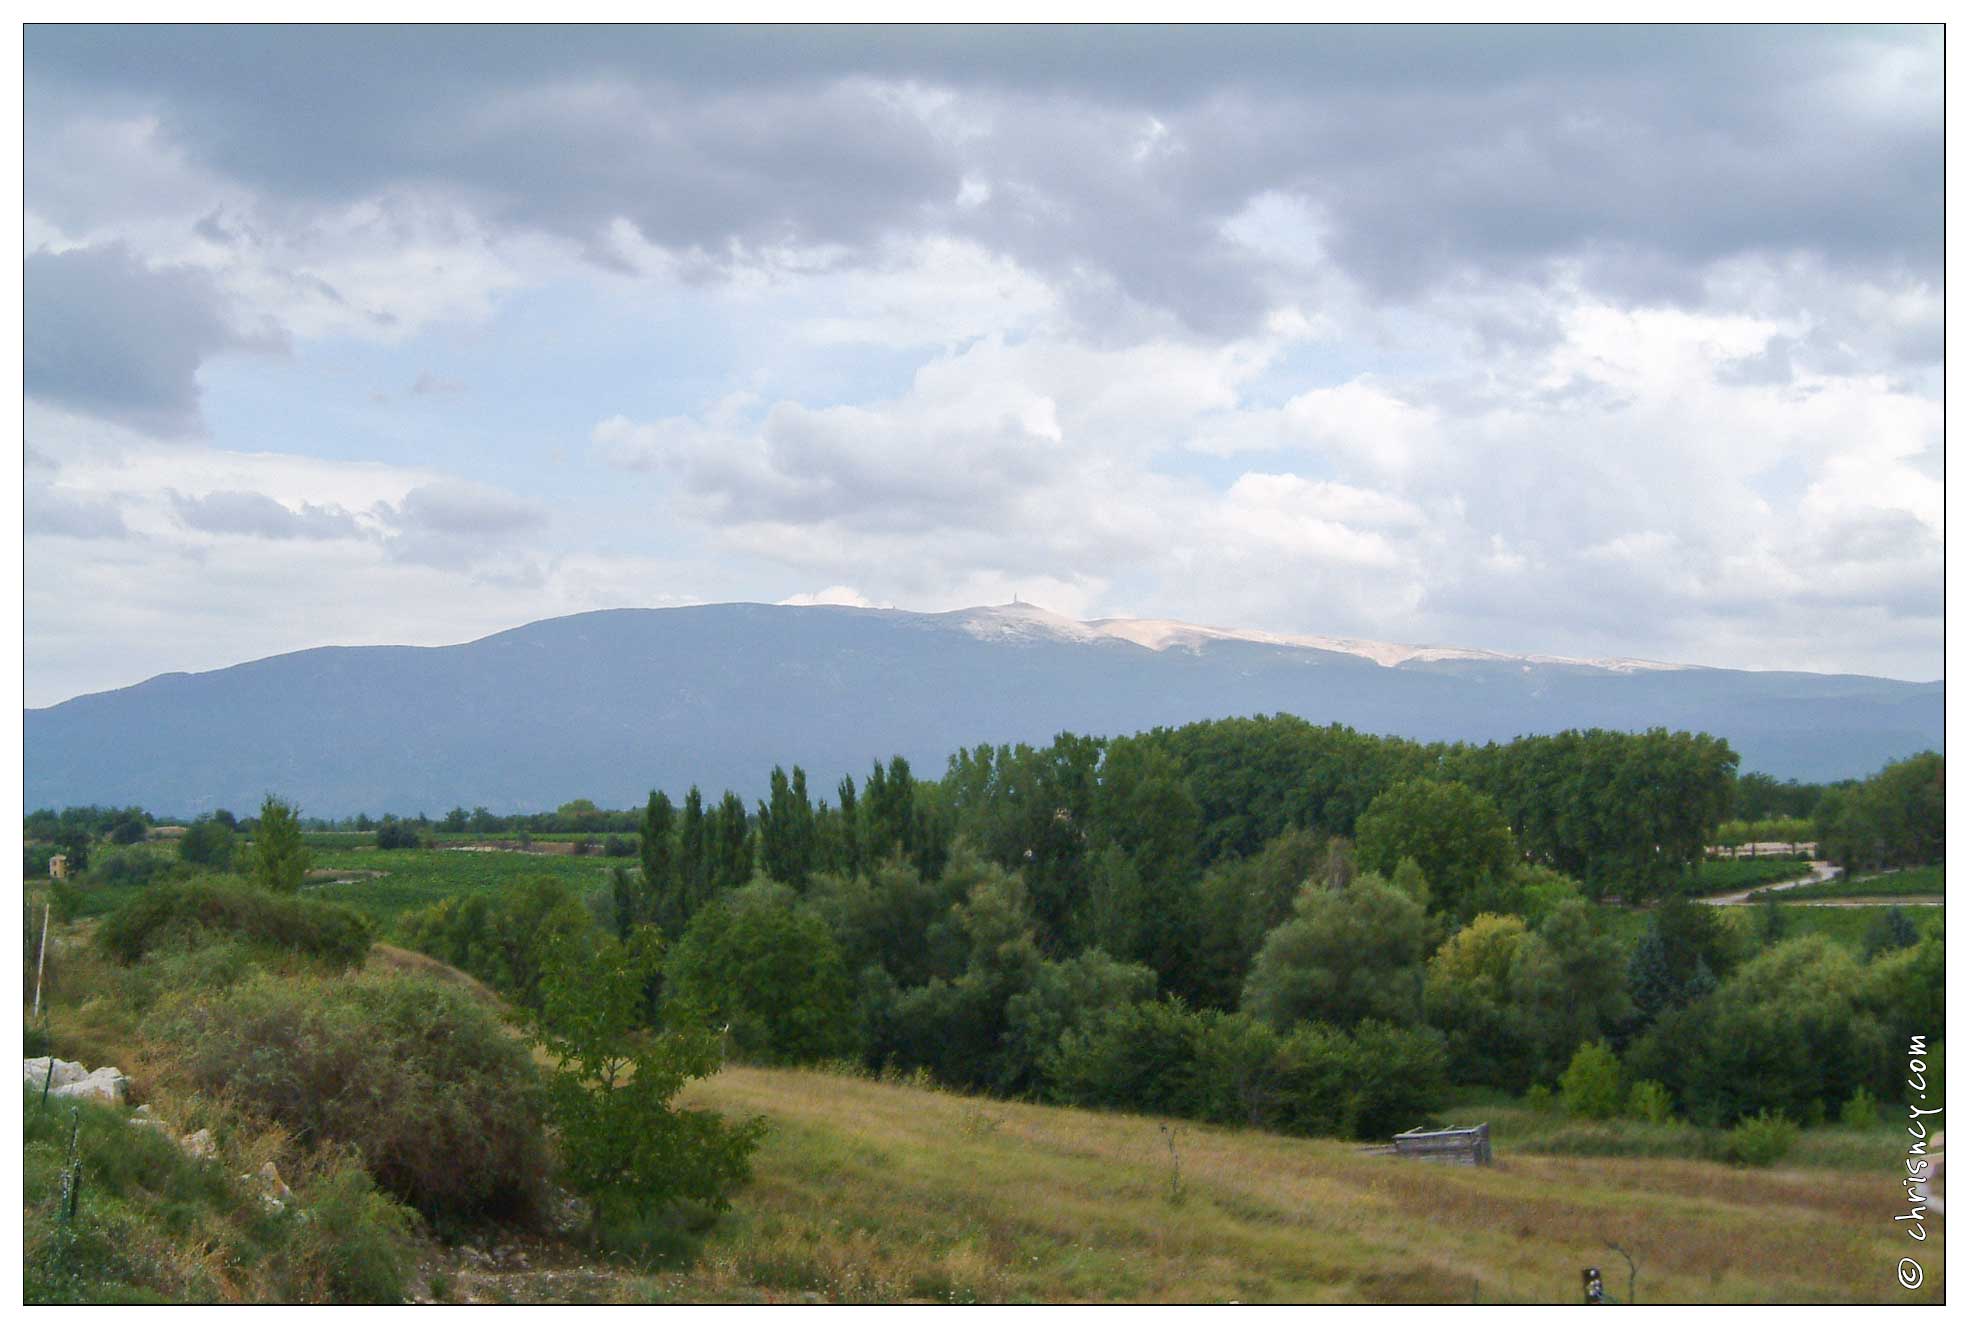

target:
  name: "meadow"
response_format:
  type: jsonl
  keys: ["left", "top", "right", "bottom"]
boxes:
{"left": 608, "top": 1064, "right": 1940, "bottom": 1305}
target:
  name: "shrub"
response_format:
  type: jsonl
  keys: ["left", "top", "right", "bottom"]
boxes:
{"left": 373, "top": 819, "right": 419, "bottom": 851}
{"left": 1559, "top": 1041, "right": 1622, "bottom": 1120}
{"left": 88, "top": 845, "right": 182, "bottom": 889}
{"left": 151, "top": 969, "right": 551, "bottom": 1221}
{"left": 178, "top": 818, "right": 237, "bottom": 869}
{"left": 1626, "top": 1079, "right": 1674, "bottom": 1125}
{"left": 1524, "top": 1083, "right": 1555, "bottom": 1115}
{"left": 1724, "top": 1109, "right": 1798, "bottom": 1167}
{"left": 603, "top": 835, "right": 635, "bottom": 858}
{"left": 1840, "top": 1087, "right": 1881, "bottom": 1131}
{"left": 97, "top": 879, "right": 374, "bottom": 968}
{"left": 288, "top": 1162, "right": 417, "bottom": 1302}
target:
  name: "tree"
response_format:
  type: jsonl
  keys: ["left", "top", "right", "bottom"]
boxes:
{"left": 1241, "top": 874, "right": 1428, "bottom": 1032}
{"left": 252, "top": 794, "right": 311, "bottom": 893}
{"left": 707, "top": 791, "right": 753, "bottom": 892}
{"left": 179, "top": 816, "right": 237, "bottom": 869}
{"left": 1559, "top": 1041, "right": 1622, "bottom": 1120}
{"left": 1354, "top": 778, "right": 1516, "bottom": 921}
{"left": 640, "top": 791, "right": 680, "bottom": 935}
{"left": 757, "top": 765, "right": 816, "bottom": 890}
{"left": 1508, "top": 899, "right": 1631, "bottom": 1081}
{"left": 534, "top": 928, "right": 765, "bottom": 1244}
{"left": 665, "top": 881, "right": 856, "bottom": 1064}
{"left": 678, "top": 787, "right": 710, "bottom": 912}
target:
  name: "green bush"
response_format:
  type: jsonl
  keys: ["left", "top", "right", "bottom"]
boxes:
{"left": 1723, "top": 1109, "right": 1798, "bottom": 1166}
{"left": 1524, "top": 1083, "right": 1555, "bottom": 1115}
{"left": 151, "top": 969, "right": 550, "bottom": 1221}
{"left": 1840, "top": 1087, "right": 1881, "bottom": 1130}
{"left": 1626, "top": 1079, "right": 1674, "bottom": 1124}
{"left": 97, "top": 878, "right": 374, "bottom": 968}
{"left": 289, "top": 1162, "right": 416, "bottom": 1302}
{"left": 1559, "top": 1041, "right": 1623, "bottom": 1120}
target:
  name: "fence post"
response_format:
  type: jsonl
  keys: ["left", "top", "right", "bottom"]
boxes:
{"left": 33, "top": 900, "right": 50, "bottom": 1020}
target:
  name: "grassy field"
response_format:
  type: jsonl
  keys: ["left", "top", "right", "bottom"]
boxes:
{"left": 1751, "top": 866, "right": 1944, "bottom": 903}
{"left": 622, "top": 1065, "right": 1943, "bottom": 1304}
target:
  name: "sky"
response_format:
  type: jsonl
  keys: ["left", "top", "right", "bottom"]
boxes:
{"left": 20, "top": 23, "right": 1943, "bottom": 707}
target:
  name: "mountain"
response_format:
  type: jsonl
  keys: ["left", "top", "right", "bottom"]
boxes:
{"left": 24, "top": 602, "right": 1942, "bottom": 816}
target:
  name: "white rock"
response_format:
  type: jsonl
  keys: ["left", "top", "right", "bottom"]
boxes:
{"left": 181, "top": 1128, "right": 217, "bottom": 1160}
{"left": 49, "top": 1067, "right": 130, "bottom": 1104}
{"left": 22, "top": 1056, "right": 88, "bottom": 1090}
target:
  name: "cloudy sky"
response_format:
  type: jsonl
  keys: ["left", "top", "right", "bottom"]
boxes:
{"left": 21, "top": 24, "right": 1942, "bottom": 706}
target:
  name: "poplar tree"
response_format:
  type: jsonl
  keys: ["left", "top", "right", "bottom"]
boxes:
{"left": 679, "top": 787, "right": 709, "bottom": 912}
{"left": 640, "top": 790, "right": 681, "bottom": 935}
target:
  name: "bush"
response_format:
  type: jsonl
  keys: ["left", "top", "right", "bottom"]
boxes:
{"left": 374, "top": 819, "right": 419, "bottom": 851}
{"left": 289, "top": 1162, "right": 417, "bottom": 1302}
{"left": 1559, "top": 1041, "right": 1622, "bottom": 1120}
{"left": 603, "top": 835, "right": 635, "bottom": 858}
{"left": 1723, "top": 1109, "right": 1798, "bottom": 1167}
{"left": 1626, "top": 1079, "right": 1674, "bottom": 1125}
{"left": 88, "top": 845, "right": 182, "bottom": 889}
{"left": 1840, "top": 1087, "right": 1881, "bottom": 1130}
{"left": 1524, "top": 1083, "right": 1555, "bottom": 1115}
{"left": 150, "top": 969, "right": 551, "bottom": 1221}
{"left": 98, "top": 879, "right": 374, "bottom": 968}
{"left": 179, "top": 818, "right": 237, "bottom": 869}
{"left": 395, "top": 877, "right": 597, "bottom": 1009}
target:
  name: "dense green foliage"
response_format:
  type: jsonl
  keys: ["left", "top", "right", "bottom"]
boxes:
{"left": 1815, "top": 752, "right": 1944, "bottom": 874}
{"left": 665, "top": 881, "right": 856, "bottom": 1064}
{"left": 251, "top": 795, "right": 312, "bottom": 893}
{"left": 97, "top": 878, "right": 375, "bottom": 967}
{"left": 155, "top": 968, "right": 554, "bottom": 1221}
{"left": 533, "top": 930, "right": 766, "bottom": 1241}
{"left": 395, "top": 875, "right": 596, "bottom": 1009}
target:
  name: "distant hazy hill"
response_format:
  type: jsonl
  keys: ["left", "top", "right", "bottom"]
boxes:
{"left": 24, "top": 602, "right": 1942, "bottom": 816}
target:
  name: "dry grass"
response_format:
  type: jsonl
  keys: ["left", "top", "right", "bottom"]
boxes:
{"left": 639, "top": 1066, "right": 1944, "bottom": 1305}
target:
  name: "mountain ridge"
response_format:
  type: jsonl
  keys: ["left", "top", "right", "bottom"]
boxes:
{"left": 25, "top": 601, "right": 1942, "bottom": 815}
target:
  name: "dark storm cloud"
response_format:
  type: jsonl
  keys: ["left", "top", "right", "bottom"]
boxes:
{"left": 172, "top": 490, "right": 363, "bottom": 541}
{"left": 25, "top": 25, "right": 1940, "bottom": 336}
{"left": 23, "top": 244, "right": 282, "bottom": 435}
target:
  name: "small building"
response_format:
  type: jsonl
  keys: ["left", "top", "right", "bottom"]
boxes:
{"left": 1391, "top": 1122, "right": 1492, "bottom": 1166}
{"left": 48, "top": 854, "right": 69, "bottom": 880}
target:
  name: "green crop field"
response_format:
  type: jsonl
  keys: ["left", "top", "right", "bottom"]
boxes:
{"left": 1603, "top": 901, "right": 1943, "bottom": 954}
{"left": 304, "top": 846, "right": 618, "bottom": 923}
{"left": 1687, "top": 857, "right": 1816, "bottom": 894}
{"left": 1751, "top": 865, "right": 1944, "bottom": 903}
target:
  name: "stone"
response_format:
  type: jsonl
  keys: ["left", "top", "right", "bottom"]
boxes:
{"left": 50, "top": 1067, "right": 130, "bottom": 1104}
{"left": 181, "top": 1128, "right": 217, "bottom": 1160}
{"left": 22, "top": 1056, "right": 88, "bottom": 1091}
{"left": 243, "top": 1160, "right": 296, "bottom": 1212}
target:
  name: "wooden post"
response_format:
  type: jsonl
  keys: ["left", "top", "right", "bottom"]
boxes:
{"left": 33, "top": 901, "right": 50, "bottom": 1020}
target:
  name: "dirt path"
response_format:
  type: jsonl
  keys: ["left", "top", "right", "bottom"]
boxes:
{"left": 1698, "top": 860, "right": 1841, "bottom": 906}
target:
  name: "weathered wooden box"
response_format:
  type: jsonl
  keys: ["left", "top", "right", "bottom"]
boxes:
{"left": 1390, "top": 1122, "right": 1492, "bottom": 1166}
